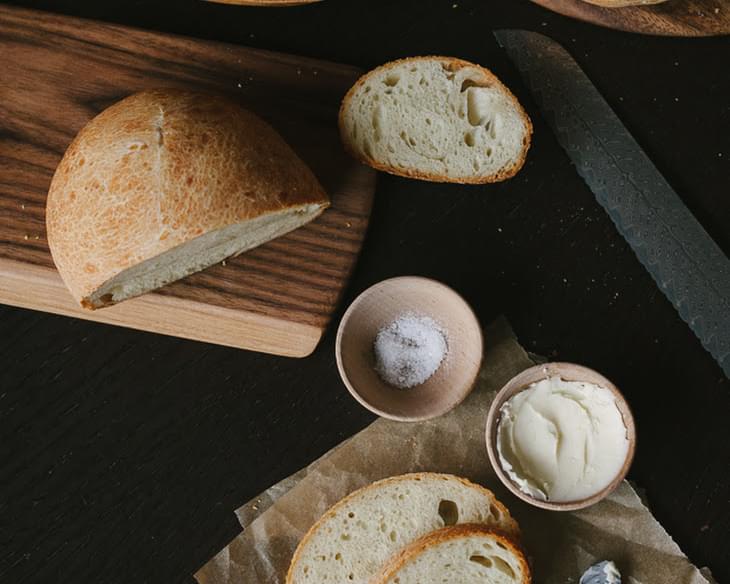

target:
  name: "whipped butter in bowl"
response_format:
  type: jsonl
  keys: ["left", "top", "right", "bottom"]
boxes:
{"left": 486, "top": 363, "right": 636, "bottom": 511}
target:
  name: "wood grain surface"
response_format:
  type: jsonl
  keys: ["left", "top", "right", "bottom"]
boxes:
{"left": 0, "top": 5, "right": 375, "bottom": 357}
{"left": 531, "top": 0, "right": 730, "bottom": 36}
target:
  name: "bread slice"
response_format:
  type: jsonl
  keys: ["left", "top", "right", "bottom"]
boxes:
{"left": 338, "top": 57, "right": 532, "bottom": 184}
{"left": 374, "top": 524, "right": 530, "bottom": 584}
{"left": 286, "top": 473, "right": 519, "bottom": 584}
{"left": 46, "top": 89, "right": 329, "bottom": 309}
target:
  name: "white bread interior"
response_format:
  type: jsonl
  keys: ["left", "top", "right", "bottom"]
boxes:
{"left": 339, "top": 57, "right": 532, "bottom": 184}
{"left": 374, "top": 525, "right": 530, "bottom": 584}
{"left": 90, "top": 204, "right": 322, "bottom": 306}
{"left": 286, "top": 473, "right": 518, "bottom": 584}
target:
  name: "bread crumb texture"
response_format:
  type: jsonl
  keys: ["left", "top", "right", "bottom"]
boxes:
{"left": 286, "top": 473, "right": 519, "bottom": 584}
{"left": 376, "top": 525, "right": 531, "bottom": 584}
{"left": 339, "top": 57, "right": 532, "bottom": 184}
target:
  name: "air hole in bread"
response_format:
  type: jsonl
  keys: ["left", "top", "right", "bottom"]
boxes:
{"left": 483, "top": 542, "right": 493, "bottom": 550}
{"left": 464, "top": 132, "right": 475, "bottom": 147}
{"left": 335, "top": 553, "right": 342, "bottom": 561}
{"left": 341, "top": 533, "right": 350, "bottom": 541}
{"left": 467, "top": 89, "right": 489, "bottom": 126}
{"left": 461, "top": 78, "right": 489, "bottom": 93}
{"left": 348, "top": 512, "right": 355, "bottom": 518}
{"left": 473, "top": 160, "right": 481, "bottom": 172}
{"left": 486, "top": 147, "right": 493, "bottom": 157}
{"left": 384, "top": 74, "right": 400, "bottom": 87}
{"left": 389, "top": 530, "right": 397, "bottom": 542}
{"left": 98, "top": 293, "right": 114, "bottom": 305}
{"left": 496, "top": 541, "right": 507, "bottom": 550}
{"left": 438, "top": 499, "right": 459, "bottom": 526}
{"left": 348, "top": 574, "right": 354, "bottom": 581}
{"left": 469, "top": 555, "right": 493, "bottom": 568}
{"left": 489, "top": 504, "right": 500, "bottom": 518}
{"left": 372, "top": 106, "right": 384, "bottom": 141}
{"left": 492, "top": 556, "right": 516, "bottom": 578}
{"left": 425, "top": 118, "right": 432, "bottom": 125}
{"left": 364, "top": 85, "right": 372, "bottom": 93}
{"left": 419, "top": 77, "right": 428, "bottom": 86}
{"left": 384, "top": 88, "right": 393, "bottom": 95}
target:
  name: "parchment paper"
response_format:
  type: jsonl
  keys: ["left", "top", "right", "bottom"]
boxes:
{"left": 195, "top": 318, "right": 714, "bottom": 584}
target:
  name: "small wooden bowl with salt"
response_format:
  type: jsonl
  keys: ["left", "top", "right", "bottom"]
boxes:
{"left": 335, "top": 276, "right": 483, "bottom": 422}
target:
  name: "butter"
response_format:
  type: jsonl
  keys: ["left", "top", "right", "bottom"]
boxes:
{"left": 496, "top": 376, "right": 629, "bottom": 502}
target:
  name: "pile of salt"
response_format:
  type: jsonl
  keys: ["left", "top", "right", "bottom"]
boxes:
{"left": 373, "top": 314, "right": 448, "bottom": 389}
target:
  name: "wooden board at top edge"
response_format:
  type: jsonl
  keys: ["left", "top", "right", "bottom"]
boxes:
{"left": 0, "top": 5, "right": 375, "bottom": 357}
{"left": 205, "top": 0, "right": 322, "bottom": 6}
{"left": 531, "top": 0, "right": 730, "bottom": 36}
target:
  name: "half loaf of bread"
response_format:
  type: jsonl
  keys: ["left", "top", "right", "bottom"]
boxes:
{"left": 374, "top": 524, "right": 530, "bottom": 584}
{"left": 338, "top": 57, "right": 532, "bottom": 184}
{"left": 286, "top": 473, "right": 519, "bottom": 584}
{"left": 46, "top": 89, "right": 329, "bottom": 309}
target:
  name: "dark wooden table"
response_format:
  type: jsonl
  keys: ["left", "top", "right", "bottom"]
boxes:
{"left": 1, "top": 1, "right": 728, "bottom": 582}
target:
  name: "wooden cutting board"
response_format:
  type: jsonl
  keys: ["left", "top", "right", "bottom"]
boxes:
{"left": 531, "top": 0, "right": 730, "bottom": 36}
{"left": 0, "top": 5, "right": 375, "bottom": 358}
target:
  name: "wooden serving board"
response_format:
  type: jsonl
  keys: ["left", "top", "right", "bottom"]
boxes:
{"left": 531, "top": 0, "right": 730, "bottom": 36}
{"left": 0, "top": 5, "right": 375, "bottom": 358}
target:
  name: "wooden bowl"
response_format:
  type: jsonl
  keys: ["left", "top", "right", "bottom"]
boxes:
{"left": 335, "top": 277, "right": 483, "bottom": 422}
{"left": 485, "top": 362, "right": 636, "bottom": 511}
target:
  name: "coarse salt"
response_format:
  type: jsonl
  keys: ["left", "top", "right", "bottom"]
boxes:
{"left": 373, "top": 313, "right": 448, "bottom": 389}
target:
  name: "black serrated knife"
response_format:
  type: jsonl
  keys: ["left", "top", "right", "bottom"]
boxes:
{"left": 494, "top": 30, "right": 730, "bottom": 377}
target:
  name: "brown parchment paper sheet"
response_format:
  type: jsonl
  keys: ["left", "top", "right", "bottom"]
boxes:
{"left": 196, "top": 318, "right": 714, "bottom": 584}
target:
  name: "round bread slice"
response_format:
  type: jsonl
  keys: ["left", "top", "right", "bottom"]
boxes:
{"left": 338, "top": 56, "right": 532, "bottom": 184}
{"left": 46, "top": 89, "right": 329, "bottom": 309}
{"left": 374, "top": 524, "right": 531, "bottom": 584}
{"left": 286, "top": 473, "right": 519, "bottom": 584}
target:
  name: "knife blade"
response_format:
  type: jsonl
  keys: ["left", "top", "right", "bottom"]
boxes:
{"left": 494, "top": 30, "right": 730, "bottom": 377}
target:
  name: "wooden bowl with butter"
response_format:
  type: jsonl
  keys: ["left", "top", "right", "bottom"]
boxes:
{"left": 485, "top": 362, "right": 636, "bottom": 511}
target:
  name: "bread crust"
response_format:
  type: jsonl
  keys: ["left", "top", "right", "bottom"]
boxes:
{"left": 46, "top": 89, "right": 329, "bottom": 309}
{"left": 581, "top": 0, "right": 667, "bottom": 6}
{"left": 338, "top": 56, "right": 533, "bottom": 184}
{"left": 285, "top": 472, "right": 520, "bottom": 584}
{"left": 372, "top": 523, "right": 531, "bottom": 584}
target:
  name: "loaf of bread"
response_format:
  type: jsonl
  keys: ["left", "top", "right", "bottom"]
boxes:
{"left": 286, "top": 473, "right": 519, "bottom": 584}
{"left": 338, "top": 57, "right": 532, "bottom": 184}
{"left": 374, "top": 524, "right": 530, "bottom": 584}
{"left": 46, "top": 89, "right": 329, "bottom": 309}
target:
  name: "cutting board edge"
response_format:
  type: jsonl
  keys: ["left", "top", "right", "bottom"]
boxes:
{"left": 529, "top": 0, "right": 730, "bottom": 37}
{"left": 0, "top": 260, "right": 323, "bottom": 358}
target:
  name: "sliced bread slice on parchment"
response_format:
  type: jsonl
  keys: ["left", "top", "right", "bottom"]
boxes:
{"left": 286, "top": 473, "right": 519, "bottom": 584}
{"left": 338, "top": 57, "right": 532, "bottom": 184}
{"left": 374, "top": 524, "right": 531, "bottom": 584}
